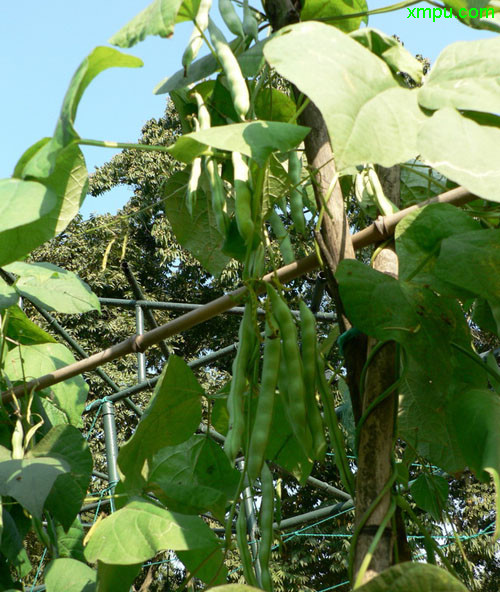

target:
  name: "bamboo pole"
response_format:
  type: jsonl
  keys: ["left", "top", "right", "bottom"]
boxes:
{"left": 0, "top": 187, "right": 477, "bottom": 404}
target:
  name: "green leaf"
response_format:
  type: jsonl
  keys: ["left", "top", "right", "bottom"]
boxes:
{"left": 355, "top": 562, "right": 468, "bottom": 591}
{"left": 169, "top": 121, "right": 310, "bottom": 166}
{"left": 0, "top": 179, "right": 57, "bottom": 232}
{"left": 118, "top": 356, "right": 203, "bottom": 488}
{"left": 4, "top": 305, "right": 57, "bottom": 346}
{"left": 418, "top": 36, "right": 500, "bottom": 113}
{"left": 418, "top": 108, "right": 500, "bottom": 203}
{"left": 5, "top": 262, "right": 100, "bottom": 314}
{"left": 264, "top": 22, "right": 423, "bottom": 170}
{"left": 162, "top": 170, "right": 230, "bottom": 276}
{"left": 472, "top": 298, "right": 498, "bottom": 336}
{"left": 254, "top": 88, "right": 297, "bottom": 123}
{"left": 208, "top": 586, "right": 263, "bottom": 592}
{"left": 84, "top": 499, "right": 221, "bottom": 564}
{"left": 395, "top": 203, "right": 480, "bottom": 290}
{"left": 0, "top": 457, "right": 69, "bottom": 519}
{"left": 351, "top": 28, "right": 423, "bottom": 84}
{"left": 146, "top": 435, "right": 239, "bottom": 520}
{"left": 0, "top": 281, "right": 18, "bottom": 311}
{"left": 109, "top": 0, "right": 185, "bottom": 48}
{"left": 22, "top": 48, "right": 142, "bottom": 179}
{"left": 4, "top": 343, "right": 89, "bottom": 427}
{"left": 0, "top": 509, "right": 31, "bottom": 577}
{"left": 45, "top": 558, "right": 96, "bottom": 592}
{"left": 1, "top": 145, "right": 88, "bottom": 266}
{"left": 154, "top": 38, "right": 266, "bottom": 94}
{"left": 56, "top": 518, "right": 85, "bottom": 561}
{"left": 96, "top": 562, "right": 141, "bottom": 592}
{"left": 177, "top": 546, "right": 227, "bottom": 586}
{"left": 410, "top": 473, "right": 449, "bottom": 521}
{"left": 434, "top": 229, "right": 500, "bottom": 333}
{"left": 301, "top": 0, "right": 367, "bottom": 32}
{"left": 399, "top": 162, "right": 448, "bottom": 206}
{"left": 29, "top": 425, "right": 92, "bottom": 531}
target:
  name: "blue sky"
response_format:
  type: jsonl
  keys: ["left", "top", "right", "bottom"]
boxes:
{"left": 0, "top": 1, "right": 495, "bottom": 219}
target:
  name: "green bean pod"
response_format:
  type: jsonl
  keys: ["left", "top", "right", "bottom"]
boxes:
{"left": 315, "top": 351, "right": 355, "bottom": 497}
{"left": 268, "top": 209, "right": 294, "bottom": 265}
{"left": 225, "top": 301, "right": 255, "bottom": 463}
{"left": 247, "top": 322, "right": 280, "bottom": 483}
{"left": 182, "top": 0, "right": 212, "bottom": 73}
{"left": 208, "top": 18, "right": 249, "bottom": 120}
{"left": 288, "top": 151, "right": 307, "bottom": 235}
{"left": 192, "top": 91, "right": 211, "bottom": 130}
{"left": 186, "top": 157, "right": 202, "bottom": 215}
{"left": 236, "top": 504, "right": 259, "bottom": 587}
{"left": 205, "top": 156, "right": 230, "bottom": 235}
{"left": 232, "top": 151, "right": 255, "bottom": 244}
{"left": 299, "top": 301, "right": 327, "bottom": 461}
{"left": 218, "top": 0, "right": 244, "bottom": 38}
{"left": 243, "top": 0, "right": 259, "bottom": 41}
{"left": 258, "top": 463, "right": 275, "bottom": 592}
{"left": 266, "top": 285, "right": 313, "bottom": 459}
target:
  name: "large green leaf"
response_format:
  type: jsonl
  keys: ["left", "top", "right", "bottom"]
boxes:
{"left": 5, "top": 261, "right": 100, "bottom": 314}
{"left": 56, "top": 518, "right": 85, "bottom": 561}
{"left": 118, "top": 356, "right": 203, "bottom": 487}
{"left": 351, "top": 28, "right": 423, "bottom": 85}
{"left": 418, "top": 108, "right": 500, "bottom": 202}
{"left": 0, "top": 144, "right": 88, "bottom": 266}
{"left": 418, "top": 36, "right": 500, "bottom": 113}
{"left": 395, "top": 203, "right": 480, "bottom": 290}
{"left": 45, "top": 558, "right": 96, "bottom": 592}
{"left": 409, "top": 473, "right": 449, "bottom": 521}
{"left": 96, "top": 562, "right": 142, "bottom": 592}
{"left": 434, "top": 229, "right": 500, "bottom": 333}
{"left": 147, "top": 435, "right": 239, "bottom": 520}
{"left": 154, "top": 38, "right": 266, "bottom": 94}
{"left": 22, "top": 48, "right": 142, "bottom": 179}
{"left": 84, "top": 499, "right": 221, "bottom": 564}
{"left": 29, "top": 425, "right": 92, "bottom": 531}
{"left": 177, "top": 546, "right": 227, "bottom": 586}
{"left": 0, "top": 457, "right": 69, "bottom": 519}
{"left": 168, "top": 121, "right": 310, "bottom": 166}
{"left": 264, "top": 21, "right": 423, "bottom": 170}
{"left": 162, "top": 170, "right": 230, "bottom": 276}
{"left": 4, "top": 305, "right": 57, "bottom": 345}
{"left": 0, "top": 281, "right": 19, "bottom": 310}
{"left": 301, "top": 0, "right": 367, "bottom": 32}
{"left": 0, "top": 509, "right": 31, "bottom": 577}
{"left": 109, "top": 0, "right": 186, "bottom": 48}
{"left": 399, "top": 162, "right": 448, "bottom": 206}
{"left": 4, "top": 343, "right": 88, "bottom": 427}
{"left": 0, "top": 179, "right": 57, "bottom": 232}
{"left": 355, "top": 562, "right": 468, "bottom": 591}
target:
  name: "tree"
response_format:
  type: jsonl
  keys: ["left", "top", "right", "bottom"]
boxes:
{"left": 1, "top": 1, "right": 500, "bottom": 591}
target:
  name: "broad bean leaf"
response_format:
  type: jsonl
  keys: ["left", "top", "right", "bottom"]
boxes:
{"left": 395, "top": 203, "right": 480, "bottom": 290}
{"left": 22, "top": 48, "right": 142, "bottom": 179}
{"left": 434, "top": 229, "right": 500, "bottom": 333}
{"left": 177, "top": 546, "right": 227, "bottom": 586}
{"left": 29, "top": 425, "right": 92, "bottom": 531}
{"left": 301, "top": 0, "right": 367, "bottom": 32}
{"left": 355, "top": 561, "right": 468, "bottom": 591}
{"left": 154, "top": 38, "right": 266, "bottom": 94}
{"left": 399, "top": 162, "right": 448, "bottom": 206}
{"left": 0, "top": 179, "right": 57, "bottom": 232}
{"left": 45, "top": 558, "right": 96, "bottom": 592}
{"left": 0, "top": 281, "right": 18, "bottom": 310}
{"left": 96, "top": 562, "right": 142, "bottom": 592}
{"left": 168, "top": 121, "right": 310, "bottom": 166}
{"left": 418, "top": 36, "right": 500, "bottom": 113}
{"left": 264, "top": 22, "right": 423, "bottom": 170}
{"left": 0, "top": 509, "right": 31, "bottom": 577}
{"left": 0, "top": 457, "right": 69, "bottom": 519}
{"left": 4, "top": 305, "right": 57, "bottom": 345}
{"left": 56, "top": 518, "right": 85, "bottom": 561}
{"left": 5, "top": 261, "right": 100, "bottom": 314}
{"left": 254, "top": 88, "right": 296, "bottom": 123}
{"left": 1, "top": 144, "right": 88, "bottom": 266}
{"left": 118, "top": 356, "right": 203, "bottom": 488}
{"left": 410, "top": 473, "right": 449, "bottom": 521}
{"left": 351, "top": 28, "right": 423, "bottom": 84}
{"left": 84, "top": 499, "right": 221, "bottom": 564}
{"left": 418, "top": 108, "right": 500, "bottom": 202}
{"left": 146, "top": 435, "right": 239, "bottom": 520}
{"left": 449, "top": 388, "right": 500, "bottom": 538}
{"left": 162, "top": 170, "right": 230, "bottom": 276}
{"left": 4, "top": 343, "right": 88, "bottom": 427}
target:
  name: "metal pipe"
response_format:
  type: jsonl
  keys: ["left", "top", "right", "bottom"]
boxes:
{"left": 135, "top": 305, "right": 147, "bottom": 384}
{"left": 102, "top": 400, "right": 120, "bottom": 513}
{"left": 274, "top": 499, "right": 354, "bottom": 531}
{"left": 237, "top": 460, "right": 262, "bottom": 585}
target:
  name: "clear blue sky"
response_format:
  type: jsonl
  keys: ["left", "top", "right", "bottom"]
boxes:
{"left": 0, "top": 1, "right": 495, "bottom": 219}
